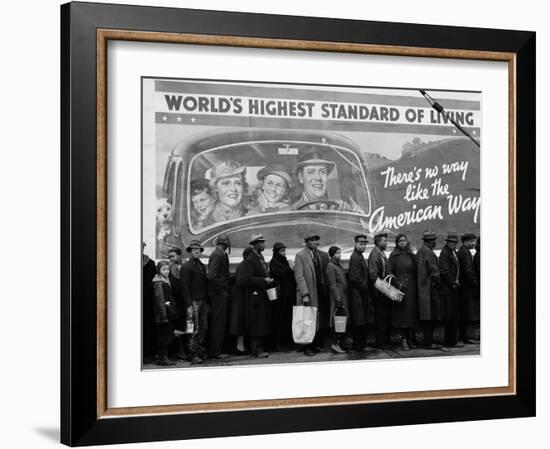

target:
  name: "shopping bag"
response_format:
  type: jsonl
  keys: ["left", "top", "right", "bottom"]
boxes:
{"left": 374, "top": 275, "right": 405, "bottom": 302}
{"left": 292, "top": 305, "right": 317, "bottom": 344}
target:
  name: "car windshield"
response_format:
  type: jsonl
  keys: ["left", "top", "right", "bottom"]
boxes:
{"left": 186, "top": 139, "right": 371, "bottom": 232}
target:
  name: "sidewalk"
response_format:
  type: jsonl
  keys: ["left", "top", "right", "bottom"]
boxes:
{"left": 144, "top": 341, "right": 480, "bottom": 369}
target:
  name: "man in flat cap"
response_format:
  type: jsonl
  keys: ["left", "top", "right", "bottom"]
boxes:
{"left": 294, "top": 232, "right": 330, "bottom": 356}
{"left": 348, "top": 234, "right": 371, "bottom": 351}
{"left": 292, "top": 149, "right": 363, "bottom": 213}
{"left": 416, "top": 230, "right": 445, "bottom": 350}
{"left": 180, "top": 240, "right": 209, "bottom": 363}
{"left": 457, "top": 233, "right": 479, "bottom": 345}
{"left": 368, "top": 231, "right": 392, "bottom": 349}
{"left": 439, "top": 231, "right": 462, "bottom": 348}
{"left": 207, "top": 234, "right": 231, "bottom": 359}
{"left": 240, "top": 233, "right": 276, "bottom": 358}
{"left": 210, "top": 160, "right": 247, "bottom": 223}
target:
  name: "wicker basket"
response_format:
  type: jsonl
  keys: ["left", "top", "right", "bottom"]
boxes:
{"left": 374, "top": 275, "right": 405, "bottom": 302}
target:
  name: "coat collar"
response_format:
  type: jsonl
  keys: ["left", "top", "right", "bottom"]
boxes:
{"left": 152, "top": 274, "right": 170, "bottom": 285}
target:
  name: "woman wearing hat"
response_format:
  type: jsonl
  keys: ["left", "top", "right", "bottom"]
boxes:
{"left": 229, "top": 247, "right": 254, "bottom": 354}
{"left": 269, "top": 241, "right": 296, "bottom": 349}
{"left": 210, "top": 160, "right": 247, "bottom": 223}
{"left": 248, "top": 164, "right": 292, "bottom": 215}
{"left": 326, "top": 246, "right": 350, "bottom": 354}
{"left": 152, "top": 260, "right": 178, "bottom": 366}
{"left": 388, "top": 234, "right": 419, "bottom": 351}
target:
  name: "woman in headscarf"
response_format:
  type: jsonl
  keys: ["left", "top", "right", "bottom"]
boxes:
{"left": 269, "top": 242, "right": 296, "bottom": 349}
{"left": 152, "top": 260, "right": 179, "bottom": 365}
{"left": 210, "top": 160, "right": 247, "bottom": 223}
{"left": 248, "top": 164, "right": 292, "bottom": 215}
{"left": 387, "top": 233, "right": 419, "bottom": 351}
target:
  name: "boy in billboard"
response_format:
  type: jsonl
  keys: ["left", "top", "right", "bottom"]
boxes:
{"left": 190, "top": 179, "right": 215, "bottom": 229}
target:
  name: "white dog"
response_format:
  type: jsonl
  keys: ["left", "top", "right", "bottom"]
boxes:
{"left": 156, "top": 198, "right": 173, "bottom": 242}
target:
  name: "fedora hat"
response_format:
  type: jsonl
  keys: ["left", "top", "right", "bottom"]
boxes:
{"left": 422, "top": 229, "right": 437, "bottom": 241}
{"left": 445, "top": 231, "right": 459, "bottom": 242}
{"left": 295, "top": 148, "right": 336, "bottom": 174}
{"left": 304, "top": 232, "right": 320, "bottom": 242}
{"left": 249, "top": 232, "right": 266, "bottom": 245}
{"left": 461, "top": 233, "right": 477, "bottom": 243}
{"left": 186, "top": 239, "right": 204, "bottom": 252}
{"left": 272, "top": 241, "right": 287, "bottom": 251}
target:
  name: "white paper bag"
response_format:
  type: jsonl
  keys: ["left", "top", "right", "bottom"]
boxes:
{"left": 292, "top": 306, "right": 317, "bottom": 344}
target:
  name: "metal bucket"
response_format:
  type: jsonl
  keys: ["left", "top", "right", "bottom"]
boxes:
{"left": 334, "top": 315, "right": 347, "bottom": 333}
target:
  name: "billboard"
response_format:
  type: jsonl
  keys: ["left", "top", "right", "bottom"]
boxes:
{"left": 142, "top": 78, "right": 480, "bottom": 261}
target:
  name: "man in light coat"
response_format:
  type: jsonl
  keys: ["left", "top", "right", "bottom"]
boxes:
{"left": 294, "top": 232, "right": 329, "bottom": 356}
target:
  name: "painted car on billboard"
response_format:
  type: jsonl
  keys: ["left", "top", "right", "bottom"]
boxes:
{"left": 157, "top": 127, "right": 480, "bottom": 264}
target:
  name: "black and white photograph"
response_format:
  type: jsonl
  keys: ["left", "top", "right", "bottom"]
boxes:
{"left": 142, "top": 78, "right": 482, "bottom": 368}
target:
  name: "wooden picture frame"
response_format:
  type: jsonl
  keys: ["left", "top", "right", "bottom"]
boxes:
{"left": 61, "top": 1, "right": 535, "bottom": 445}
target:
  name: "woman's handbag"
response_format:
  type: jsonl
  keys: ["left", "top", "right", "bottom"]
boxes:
{"left": 292, "top": 305, "right": 317, "bottom": 344}
{"left": 374, "top": 275, "right": 405, "bottom": 302}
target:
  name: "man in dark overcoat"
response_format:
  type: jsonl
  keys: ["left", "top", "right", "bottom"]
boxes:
{"left": 416, "top": 229, "right": 446, "bottom": 350}
{"left": 207, "top": 234, "right": 231, "bottom": 359}
{"left": 167, "top": 247, "right": 186, "bottom": 360}
{"left": 294, "top": 232, "right": 330, "bottom": 355}
{"left": 348, "top": 234, "right": 370, "bottom": 351}
{"left": 180, "top": 240, "right": 209, "bottom": 364}
{"left": 368, "top": 232, "right": 391, "bottom": 348}
{"left": 269, "top": 242, "right": 297, "bottom": 349}
{"left": 241, "top": 233, "right": 275, "bottom": 358}
{"left": 142, "top": 242, "right": 157, "bottom": 364}
{"left": 457, "top": 233, "right": 479, "bottom": 344}
{"left": 439, "top": 231, "right": 462, "bottom": 348}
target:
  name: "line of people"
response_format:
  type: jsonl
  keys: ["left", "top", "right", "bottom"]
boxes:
{"left": 142, "top": 228, "right": 480, "bottom": 366}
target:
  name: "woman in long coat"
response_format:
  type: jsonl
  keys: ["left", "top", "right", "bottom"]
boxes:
{"left": 229, "top": 247, "right": 253, "bottom": 354}
{"left": 387, "top": 234, "right": 418, "bottom": 350}
{"left": 326, "top": 246, "right": 350, "bottom": 354}
{"left": 269, "top": 242, "right": 296, "bottom": 349}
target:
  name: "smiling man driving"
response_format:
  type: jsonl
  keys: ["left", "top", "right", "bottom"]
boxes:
{"left": 292, "top": 148, "right": 363, "bottom": 213}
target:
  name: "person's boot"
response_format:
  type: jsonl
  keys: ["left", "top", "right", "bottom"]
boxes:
{"left": 156, "top": 349, "right": 176, "bottom": 366}
{"left": 331, "top": 342, "right": 346, "bottom": 354}
{"left": 176, "top": 336, "right": 187, "bottom": 361}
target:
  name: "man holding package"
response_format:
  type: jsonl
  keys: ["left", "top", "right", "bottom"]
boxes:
{"left": 294, "top": 232, "right": 330, "bottom": 356}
